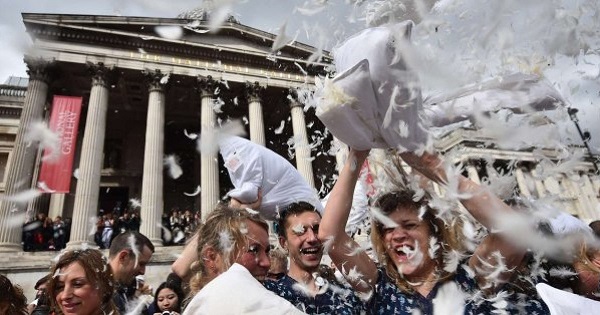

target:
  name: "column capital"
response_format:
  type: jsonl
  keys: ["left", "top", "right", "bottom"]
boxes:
{"left": 245, "top": 81, "right": 265, "bottom": 103}
{"left": 142, "top": 69, "right": 170, "bottom": 92}
{"left": 288, "top": 88, "right": 303, "bottom": 109}
{"left": 86, "top": 62, "right": 115, "bottom": 88}
{"left": 197, "top": 75, "right": 220, "bottom": 96}
{"left": 24, "top": 56, "right": 55, "bottom": 83}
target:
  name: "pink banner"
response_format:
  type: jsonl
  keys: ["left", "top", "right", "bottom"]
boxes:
{"left": 38, "top": 96, "right": 83, "bottom": 193}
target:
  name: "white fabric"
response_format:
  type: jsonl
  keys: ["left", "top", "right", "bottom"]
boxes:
{"left": 317, "top": 21, "right": 428, "bottom": 152}
{"left": 536, "top": 283, "right": 600, "bottom": 315}
{"left": 219, "top": 136, "right": 323, "bottom": 220}
{"left": 549, "top": 212, "right": 593, "bottom": 236}
{"left": 184, "top": 263, "right": 306, "bottom": 315}
{"left": 423, "top": 73, "right": 565, "bottom": 127}
{"left": 322, "top": 172, "right": 370, "bottom": 235}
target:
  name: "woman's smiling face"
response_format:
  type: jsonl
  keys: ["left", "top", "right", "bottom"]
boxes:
{"left": 54, "top": 261, "right": 102, "bottom": 315}
{"left": 383, "top": 207, "right": 437, "bottom": 279}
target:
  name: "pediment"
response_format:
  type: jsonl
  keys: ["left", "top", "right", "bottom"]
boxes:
{"left": 22, "top": 13, "right": 331, "bottom": 64}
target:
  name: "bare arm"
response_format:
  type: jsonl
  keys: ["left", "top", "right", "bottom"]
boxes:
{"left": 318, "top": 149, "right": 378, "bottom": 295}
{"left": 171, "top": 232, "right": 198, "bottom": 282}
{"left": 400, "top": 151, "right": 525, "bottom": 289}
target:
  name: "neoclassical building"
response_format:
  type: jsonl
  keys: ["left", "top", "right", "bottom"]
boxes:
{"left": 0, "top": 11, "right": 599, "bottom": 256}
{"left": 0, "top": 11, "right": 337, "bottom": 252}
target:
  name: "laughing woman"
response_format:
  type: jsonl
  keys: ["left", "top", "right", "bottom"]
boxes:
{"left": 319, "top": 149, "right": 549, "bottom": 314}
{"left": 48, "top": 249, "right": 117, "bottom": 315}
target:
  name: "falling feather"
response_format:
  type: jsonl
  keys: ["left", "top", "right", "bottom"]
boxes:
{"left": 370, "top": 206, "right": 399, "bottom": 229}
{"left": 25, "top": 121, "right": 60, "bottom": 162}
{"left": 345, "top": 265, "right": 364, "bottom": 282}
{"left": 548, "top": 266, "right": 578, "bottom": 278}
{"left": 37, "top": 182, "right": 55, "bottom": 193}
{"left": 294, "top": 62, "right": 308, "bottom": 75}
{"left": 274, "top": 121, "right": 285, "bottom": 134}
{"left": 158, "top": 223, "right": 172, "bottom": 243}
{"left": 1, "top": 189, "right": 41, "bottom": 204}
{"left": 184, "top": 129, "right": 198, "bottom": 140}
{"left": 219, "top": 231, "right": 233, "bottom": 254}
{"left": 271, "top": 21, "right": 292, "bottom": 52}
{"left": 428, "top": 236, "right": 440, "bottom": 259}
{"left": 183, "top": 185, "right": 201, "bottom": 197}
{"left": 443, "top": 249, "right": 465, "bottom": 273}
{"left": 124, "top": 295, "right": 153, "bottom": 315}
{"left": 292, "top": 223, "right": 306, "bottom": 235}
{"left": 164, "top": 155, "right": 183, "bottom": 179}
{"left": 432, "top": 282, "right": 468, "bottom": 315}
{"left": 155, "top": 26, "right": 183, "bottom": 40}
{"left": 73, "top": 168, "right": 80, "bottom": 179}
{"left": 197, "top": 120, "right": 246, "bottom": 156}
{"left": 244, "top": 207, "right": 260, "bottom": 215}
{"left": 129, "top": 198, "right": 141, "bottom": 209}
{"left": 127, "top": 234, "right": 141, "bottom": 268}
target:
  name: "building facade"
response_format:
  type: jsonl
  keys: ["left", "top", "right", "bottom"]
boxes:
{"left": 0, "top": 12, "right": 338, "bottom": 252}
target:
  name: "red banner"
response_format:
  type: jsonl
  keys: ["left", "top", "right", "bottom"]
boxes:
{"left": 38, "top": 96, "right": 83, "bottom": 193}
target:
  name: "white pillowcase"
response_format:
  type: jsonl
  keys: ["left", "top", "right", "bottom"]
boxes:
{"left": 317, "top": 21, "right": 429, "bottom": 152}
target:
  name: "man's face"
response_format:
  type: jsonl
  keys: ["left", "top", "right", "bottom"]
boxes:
{"left": 119, "top": 245, "right": 153, "bottom": 285}
{"left": 236, "top": 220, "right": 271, "bottom": 281}
{"left": 281, "top": 211, "right": 323, "bottom": 273}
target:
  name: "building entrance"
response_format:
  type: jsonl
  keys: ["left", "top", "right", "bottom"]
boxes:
{"left": 99, "top": 187, "right": 129, "bottom": 217}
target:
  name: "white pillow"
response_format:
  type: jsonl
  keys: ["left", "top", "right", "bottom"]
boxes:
{"left": 326, "top": 21, "right": 429, "bottom": 152}
{"left": 316, "top": 59, "right": 385, "bottom": 150}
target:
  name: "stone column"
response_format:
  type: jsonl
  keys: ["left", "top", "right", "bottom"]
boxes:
{"left": 466, "top": 164, "right": 481, "bottom": 185}
{"left": 289, "top": 90, "right": 315, "bottom": 188}
{"left": 67, "top": 62, "right": 112, "bottom": 248}
{"left": 245, "top": 81, "right": 266, "bottom": 146}
{"left": 514, "top": 167, "right": 531, "bottom": 198}
{"left": 198, "top": 76, "right": 220, "bottom": 220}
{"left": 0, "top": 57, "right": 52, "bottom": 252}
{"left": 140, "top": 69, "right": 168, "bottom": 247}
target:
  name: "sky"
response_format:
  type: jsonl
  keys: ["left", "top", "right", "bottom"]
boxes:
{"left": 0, "top": 0, "right": 598, "bottom": 153}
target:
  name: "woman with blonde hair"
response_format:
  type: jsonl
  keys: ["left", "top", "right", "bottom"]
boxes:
{"left": 47, "top": 248, "right": 117, "bottom": 315}
{"left": 182, "top": 204, "right": 305, "bottom": 314}
{"left": 319, "top": 149, "right": 549, "bottom": 314}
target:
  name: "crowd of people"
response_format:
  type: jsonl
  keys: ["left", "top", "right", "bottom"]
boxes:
{"left": 21, "top": 206, "right": 202, "bottom": 251}
{"left": 4, "top": 15, "right": 600, "bottom": 315}
{"left": 22, "top": 213, "right": 69, "bottom": 251}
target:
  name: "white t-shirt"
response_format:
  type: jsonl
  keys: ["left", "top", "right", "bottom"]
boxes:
{"left": 220, "top": 136, "right": 323, "bottom": 220}
{"left": 184, "top": 263, "right": 306, "bottom": 315}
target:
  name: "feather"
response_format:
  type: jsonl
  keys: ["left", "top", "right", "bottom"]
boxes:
{"left": 184, "top": 129, "right": 198, "bottom": 140}
{"left": 164, "top": 155, "right": 183, "bottom": 179}
{"left": 274, "top": 120, "right": 285, "bottom": 134}
{"left": 154, "top": 26, "right": 183, "bottom": 40}
{"left": 183, "top": 186, "right": 201, "bottom": 197}
{"left": 370, "top": 206, "right": 399, "bottom": 229}
{"left": 1, "top": 189, "right": 41, "bottom": 204}
{"left": 428, "top": 236, "right": 440, "bottom": 259}
{"left": 433, "top": 282, "right": 468, "bottom": 315}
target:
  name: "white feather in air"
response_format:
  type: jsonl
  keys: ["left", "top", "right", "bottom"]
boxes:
{"left": 274, "top": 121, "right": 285, "bottom": 134}
{"left": 1, "top": 189, "right": 41, "bottom": 204}
{"left": 184, "top": 129, "right": 198, "bottom": 140}
{"left": 25, "top": 121, "right": 60, "bottom": 162}
{"left": 164, "top": 155, "right": 183, "bottom": 179}
{"left": 432, "top": 282, "right": 467, "bottom": 315}
{"left": 370, "top": 206, "right": 399, "bottom": 229}
{"left": 155, "top": 26, "right": 183, "bottom": 40}
{"left": 129, "top": 198, "right": 141, "bottom": 209}
{"left": 183, "top": 186, "right": 201, "bottom": 197}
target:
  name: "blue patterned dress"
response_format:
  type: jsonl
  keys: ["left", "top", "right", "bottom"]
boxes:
{"left": 264, "top": 275, "right": 365, "bottom": 314}
{"left": 368, "top": 263, "right": 550, "bottom": 315}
